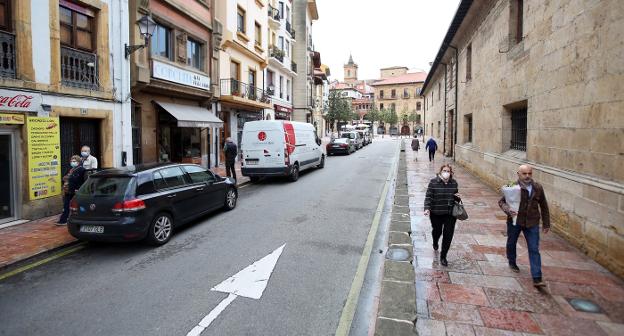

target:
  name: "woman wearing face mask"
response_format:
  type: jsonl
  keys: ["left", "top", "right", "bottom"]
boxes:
{"left": 57, "top": 155, "right": 86, "bottom": 225}
{"left": 424, "top": 164, "right": 460, "bottom": 266}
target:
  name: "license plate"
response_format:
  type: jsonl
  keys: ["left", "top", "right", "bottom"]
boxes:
{"left": 80, "top": 225, "right": 104, "bottom": 233}
{"left": 246, "top": 160, "right": 259, "bottom": 165}
{"left": 332, "top": 145, "right": 341, "bottom": 148}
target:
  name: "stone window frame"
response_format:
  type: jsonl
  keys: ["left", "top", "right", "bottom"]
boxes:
{"left": 466, "top": 43, "right": 472, "bottom": 81}
{"left": 464, "top": 113, "right": 473, "bottom": 144}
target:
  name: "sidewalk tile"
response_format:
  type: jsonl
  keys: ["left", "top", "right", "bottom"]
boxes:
{"left": 415, "top": 318, "right": 446, "bottom": 336}
{"left": 429, "top": 302, "right": 484, "bottom": 325}
{"left": 484, "top": 287, "right": 562, "bottom": 314}
{"left": 596, "top": 321, "right": 624, "bottom": 336}
{"left": 478, "top": 307, "right": 542, "bottom": 334}
{"left": 445, "top": 322, "right": 476, "bottom": 336}
{"left": 449, "top": 273, "right": 523, "bottom": 291}
{"left": 472, "top": 326, "right": 526, "bottom": 336}
{"left": 533, "top": 314, "right": 608, "bottom": 336}
{"left": 439, "top": 283, "right": 489, "bottom": 306}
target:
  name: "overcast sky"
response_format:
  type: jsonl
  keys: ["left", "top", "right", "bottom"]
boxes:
{"left": 313, "top": 0, "right": 461, "bottom": 81}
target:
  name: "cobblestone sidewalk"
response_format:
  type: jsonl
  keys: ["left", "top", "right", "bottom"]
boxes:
{"left": 406, "top": 141, "right": 624, "bottom": 335}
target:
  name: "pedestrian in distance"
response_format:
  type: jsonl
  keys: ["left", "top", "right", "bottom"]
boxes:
{"left": 499, "top": 164, "right": 550, "bottom": 288}
{"left": 424, "top": 164, "right": 461, "bottom": 266}
{"left": 425, "top": 138, "right": 438, "bottom": 162}
{"left": 57, "top": 155, "right": 86, "bottom": 225}
{"left": 224, "top": 137, "right": 238, "bottom": 181}
{"left": 80, "top": 145, "right": 98, "bottom": 170}
{"left": 411, "top": 137, "right": 420, "bottom": 161}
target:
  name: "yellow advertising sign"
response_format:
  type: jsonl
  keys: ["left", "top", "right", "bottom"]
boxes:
{"left": 27, "top": 117, "right": 62, "bottom": 200}
{"left": 0, "top": 113, "right": 25, "bottom": 124}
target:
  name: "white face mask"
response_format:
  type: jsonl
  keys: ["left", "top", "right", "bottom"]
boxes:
{"left": 81, "top": 151, "right": 89, "bottom": 157}
{"left": 70, "top": 161, "right": 79, "bottom": 168}
{"left": 441, "top": 172, "right": 451, "bottom": 180}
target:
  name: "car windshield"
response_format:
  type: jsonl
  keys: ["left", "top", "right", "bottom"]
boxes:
{"left": 342, "top": 133, "right": 355, "bottom": 139}
{"left": 77, "top": 176, "right": 133, "bottom": 197}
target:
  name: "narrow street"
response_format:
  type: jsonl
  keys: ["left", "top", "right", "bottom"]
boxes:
{"left": 0, "top": 139, "right": 399, "bottom": 336}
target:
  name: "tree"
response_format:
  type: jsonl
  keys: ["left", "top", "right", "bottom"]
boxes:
{"left": 387, "top": 108, "right": 398, "bottom": 127}
{"left": 325, "top": 90, "right": 342, "bottom": 132}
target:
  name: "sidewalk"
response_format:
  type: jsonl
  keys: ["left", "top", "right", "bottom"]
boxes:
{"left": 404, "top": 142, "right": 624, "bottom": 335}
{"left": 0, "top": 164, "right": 250, "bottom": 272}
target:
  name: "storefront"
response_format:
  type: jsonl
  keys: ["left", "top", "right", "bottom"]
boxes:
{"left": 235, "top": 110, "right": 263, "bottom": 149}
{"left": 273, "top": 104, "right": 292, "bottom": 120}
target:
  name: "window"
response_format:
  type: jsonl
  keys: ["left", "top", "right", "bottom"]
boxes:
{"left": 391, "top": 89, "right": 396, "bottom": 98}
{"left": 403, "top": 88, "right": 409, "bottom": 98}
{"left": 449, "top": 60, "right": 454, "bottom": 89}
{"left": 278, "top": 2, "right": 284, "bottom": 19}
{"left": 186, "top": 38, "right": 202, "bottom": 70}
{"left": 511, "top": 0, "right": 524, "bottom": 44}
{"left": 249, "top": 69, "right": 256, "bottom": 89}
{"left": 510, "top": 107, "right": 527, "bottom": 151}
{"left": 278, "top": 36, "right": 284, "bottom": 50}
{"left": 184, "top": 165, "right": 215, "bottom": 184}
{"left": 286, "top": 79, "right": 291, "bottom": 101}
{"left": 279, "top": 75, "right": 283, "bottom": 98}
{"left": 156, "top": 167, "right": 187, "bottom": 189}
{"left": 379, "top": 90, "right": 384, "bottom": 99}
{"left": 267, "top": 70, "right": 274, "bottom": 94}
{"left": 255, "top": 22, "right": 261, "bottom": 46}
{"left": 0, "top": 0, "right": 11, "bottom": 31}
{"left": 59, "top": 2, "right": 95, "bottom": 51}
{"left": 464, "top": 114, "right": 473, "bottom": 143}
{"left": 380, "top": 103, "right": 384, "bottom": 110}
{"left": 230, "top": 61, "right": 240, "bottom": 80}
{"left": 416, "top": 102, "right": 422, "bottom": 111}
{"left": 285, "top": 40, "right": 290, "bottom": 58}
{"left": 131, "top": 103, "right": 142, "bottom": 164}
{"left": 285, "top": 5, "right": 290, "bottom": 22}
{"left": 151, "top": 24, "right": 171, "bottom": 59}
{"left": 466, "top": 44, "right": 472, "bottom": 81}
{"left": 437, "top": 121, "right": 441, "bottom": 138}
{"left": 438, "top": 82, "right": 441, "bottom": 100}
{"left": 237, "top": 6, "right": 245, "bottom": 33}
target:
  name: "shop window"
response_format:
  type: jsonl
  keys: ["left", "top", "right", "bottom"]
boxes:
{"left": 237, "top": 6, "right": 246, "bottom": 34}
{"left": 186, "top": 38, "right": 202, "bottom": 70}
{"left": 60, "top": 1, "right": 95, "bottom": 52}
{"left": 151, "top": 23, "right": 171, "bottom": 60}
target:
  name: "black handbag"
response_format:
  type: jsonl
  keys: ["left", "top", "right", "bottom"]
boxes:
{"left": 452, "top": 199, "right": 469, "bottom": 220}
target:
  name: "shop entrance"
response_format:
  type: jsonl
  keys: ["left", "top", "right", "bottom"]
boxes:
{"left": 0, "top": 132, "right": 16, "bottom": 224}
{"left": 60, "top": 117, "right": 101, "bottom": 175}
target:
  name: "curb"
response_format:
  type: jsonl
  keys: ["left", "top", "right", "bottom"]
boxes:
{"left": 0, "top": 239, "right": 83, "bottom": 278}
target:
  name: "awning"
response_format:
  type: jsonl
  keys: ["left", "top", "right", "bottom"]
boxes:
{"left": 154, "top": 101, "right": 223, "bottom": 128}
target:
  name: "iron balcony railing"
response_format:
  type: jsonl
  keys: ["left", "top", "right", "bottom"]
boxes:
{"left": 220, "top": 78, "right": 271, "bottom": 104}
{"left": 267, "top": 5, "right": 280, "bottom": 21}
{"left": 0, "top": 31, "right": 16, "bottom": 78}
{"left": 269, "top": 46, "right": 284, "bottom": 63}
{"left": 291, "top": 61, "right": 297, "bottom": 73}
{"left": 61, "top": 46, "right": 98, "bottom": 90}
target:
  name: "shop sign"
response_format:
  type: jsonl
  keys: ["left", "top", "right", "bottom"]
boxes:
{"left": 274, "top": 104, "right": 292, "bottom": 113}
{"left": 152, "top": 60, "right": 211, "bottom": 90}
{"left": 0, "top": 89, "right": 42, "bottom": 112}
{"left": 27, "top": 117, "right": 62, "bottom": 200}
{"left": 0, "top": 113, "right": 25, "bottom": 124}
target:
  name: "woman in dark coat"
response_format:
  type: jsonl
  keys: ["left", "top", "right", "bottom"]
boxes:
{"left": 57, "top": 155, "right": 86, "bottom": 225}
{"left": 424, "top": 164, "right": 460, "bottom": 266}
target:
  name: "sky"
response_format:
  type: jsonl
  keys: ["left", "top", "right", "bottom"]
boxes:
{"left": 313, "top": 0, "right": 461, "bottom": 81}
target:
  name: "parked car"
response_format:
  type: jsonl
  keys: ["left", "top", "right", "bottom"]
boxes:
{"left": 326, "top": 138, "right": 356, "bottom": 155}
{"left": 67, "top": 163, "right": 237, "bottom": 246}
{"left": 241, "top": 120, "right": 325, "bottom": 182}
{"left": 355, "top": 130, "right": 371, "bottom": 146}
{"left": 340, "top": 131, "right": 363, "bottom": 149}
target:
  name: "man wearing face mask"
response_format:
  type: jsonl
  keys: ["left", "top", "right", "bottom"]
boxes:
{"left": 80, "top": 145, "right": 98, "bottom": 171}
{"left": 498, "top": 164, "right": 550, "bottom": 287}
{"left": 57, "top": 155, "right": 86, "bottom": 225}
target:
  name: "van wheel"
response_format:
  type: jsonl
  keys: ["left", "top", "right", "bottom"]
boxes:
{"left": 146, "top": 213, "right": 173, "bottom": 246}
{"left": 317, "top": 155, "right": 325, "bottom": 169}
{"left": 249, "top": 176, "right": 260, "bottom": 183}
{"left": 289, "top": 164, "right": 299, "bottom": 182}
{"left": 223, "top": 187, "right": 237, "bottom": 210}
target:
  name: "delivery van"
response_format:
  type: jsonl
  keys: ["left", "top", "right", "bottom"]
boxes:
{"left": 240, "top": 120, "right": 325, "bottom": 182}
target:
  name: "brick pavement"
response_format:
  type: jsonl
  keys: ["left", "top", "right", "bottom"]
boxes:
{"left": 405, "top": 140, "right": 624, "bottom": 335}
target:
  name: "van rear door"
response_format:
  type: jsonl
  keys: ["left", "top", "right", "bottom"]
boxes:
{"left": 241, "top": 129, "right": 285, "bottom": 167}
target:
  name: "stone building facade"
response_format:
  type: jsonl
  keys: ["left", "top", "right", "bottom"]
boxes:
{"left": 292, "top": 0, "right": 318, "bottom": 122}
{"left": 421, "top": 0, "right": 624, "bottom": 277}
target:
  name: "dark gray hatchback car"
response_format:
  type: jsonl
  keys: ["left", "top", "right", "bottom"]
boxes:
{"left": 68, "top": 163, "right": 237, "bottom": 245}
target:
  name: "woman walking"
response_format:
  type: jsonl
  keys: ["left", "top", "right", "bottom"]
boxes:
{"left": 424, "top": 164, "right": 460, "bottom": 266}
{"left": 57, "top": 155, "right": 86, "bottom": 225}
{"left": 411, "top": 137, "right": 420, "bottom": 160}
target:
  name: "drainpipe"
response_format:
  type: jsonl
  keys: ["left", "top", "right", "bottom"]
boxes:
{"left": 448, "top": 45, "right": 459, "bottom": 161}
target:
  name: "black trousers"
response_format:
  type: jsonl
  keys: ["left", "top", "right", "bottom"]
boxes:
{"left": 430, "top": 214, "right": 457, "bottom": 258}
{"left": 428, "top": 150, "right": 436, "bottom": 161}
{"left": 225, "top": 160, "right": 236, "bottom": 180}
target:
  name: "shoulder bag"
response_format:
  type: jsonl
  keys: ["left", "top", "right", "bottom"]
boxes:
{"left": 452, "top": 199, "right": 469, "bottom": 220}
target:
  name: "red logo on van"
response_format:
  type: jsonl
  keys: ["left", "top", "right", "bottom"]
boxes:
{"left": 258, "top": 131, "right": 267, "bottom": 141}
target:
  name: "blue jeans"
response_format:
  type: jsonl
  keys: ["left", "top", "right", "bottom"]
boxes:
{"left": 506, "top": 221, "right": 542, "bottom": 279}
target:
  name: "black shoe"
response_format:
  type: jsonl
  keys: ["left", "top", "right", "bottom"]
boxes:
{"left": 533, "top": 277, "right": 546, "bottom": 288}
{"left": 440, "top": 257, "right": 448, "bottom": 267}
{"left": 55, "top": 221, "right": 67, "bottom": 226}
{"left": 433, "top": 242, "right": 439, "bottom": 251}
{"left": 509, "top": 263, "right": 520, "bottom": 273}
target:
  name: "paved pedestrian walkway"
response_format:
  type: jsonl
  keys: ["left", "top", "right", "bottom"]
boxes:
{"left": 0, "top": 164, "right": 249, "bottom": 272}
{"left": 405, "top": 141, "right": 624, "bottom": 335}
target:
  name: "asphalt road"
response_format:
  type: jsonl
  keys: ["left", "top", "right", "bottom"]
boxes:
{"left": 0, "top": 138, "right": 399, "bottom": 336}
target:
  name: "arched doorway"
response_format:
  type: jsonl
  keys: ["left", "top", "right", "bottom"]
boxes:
{"left": 400, "top": 125, "right": 410, "bottom": 136}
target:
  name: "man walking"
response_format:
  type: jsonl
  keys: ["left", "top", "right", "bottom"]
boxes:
{"left": 499, "top": 164, "right": 550, "bottom": 287}
{"left": 224, "top": 137, "right": 238, "bottom": 181}
{"left": 425, "top": 138, "right": 438, "bottom": 162}
{"left": 411, "top": 137, "right": 420, "bottom": 161}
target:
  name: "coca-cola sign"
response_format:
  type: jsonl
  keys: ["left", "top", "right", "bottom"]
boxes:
{"left": 0, "top": 89, "right": 42, "bottom": 112}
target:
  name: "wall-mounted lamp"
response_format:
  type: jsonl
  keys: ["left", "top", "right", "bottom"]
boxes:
{"left": 125, "top": 14, "right": 157, "bottom": 58}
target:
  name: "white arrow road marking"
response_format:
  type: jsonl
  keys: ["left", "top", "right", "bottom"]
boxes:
{"left": 186, "top": 244, "right": 286, "bottom": 336}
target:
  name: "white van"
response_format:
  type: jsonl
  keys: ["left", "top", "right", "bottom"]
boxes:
{"left": 240, "top": 120, "right": 325, "bottom": 182}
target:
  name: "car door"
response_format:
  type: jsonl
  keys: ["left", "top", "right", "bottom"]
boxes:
{"left": 182, "top": 165, "right": 224, "bottom": 212}
{"left": 154, "top": 166, "right": 199, "bottom": 223}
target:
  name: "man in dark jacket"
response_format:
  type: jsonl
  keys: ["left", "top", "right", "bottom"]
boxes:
{"left": 425, "top": 138, "right": 438, "bottom": 162}
{"left": 224, "top": 137, "right": 238, "bottom": 181}
{"left": 499, "top": 164, "right": 550, "bottom": 287}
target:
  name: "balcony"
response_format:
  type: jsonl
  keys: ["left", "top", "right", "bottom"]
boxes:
{"left": 268, "top": 5, "right": 281, "bottom": 28}
{"left": 269, "top": 46, "right": 284, "bottom": 63}
{"left": 220, "top": 78, "right": 271, "bottom": 109}
{"left": 291, "top": 61, "right": 297, "bottom": 73}
{"left": 0, "top": 31, "right": 16, "bottom": 79}
{"left": 61, "top": 46, "right": 98, "bottom": 90}
{"left": 285, "top": 21, "right": 296, "bottom": 40}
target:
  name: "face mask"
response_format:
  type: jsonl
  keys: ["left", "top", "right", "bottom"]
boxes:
{"left": 70, "top": 161, "right": 79, "bottom": 168}
{"left": 441, "top": 172, "right": 451, "bottom": 180}
{"left": 81, "top": 151, "right": 89, "bottom": 157}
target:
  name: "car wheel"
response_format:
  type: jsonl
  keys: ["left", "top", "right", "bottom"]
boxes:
{"left": 249, "top": 176, "right": 260, "bottom": 183}
{"left": 317, "top": 155, "right": 325, "bottom": 169}
{"left": 146, "top": 213, "right": 173, "bottom": 246}
{"left": 223, "top": 187, "right": 237, "bottom": 210}
{"left": 289, "top": 164, "right": 299, "bottom": 182}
